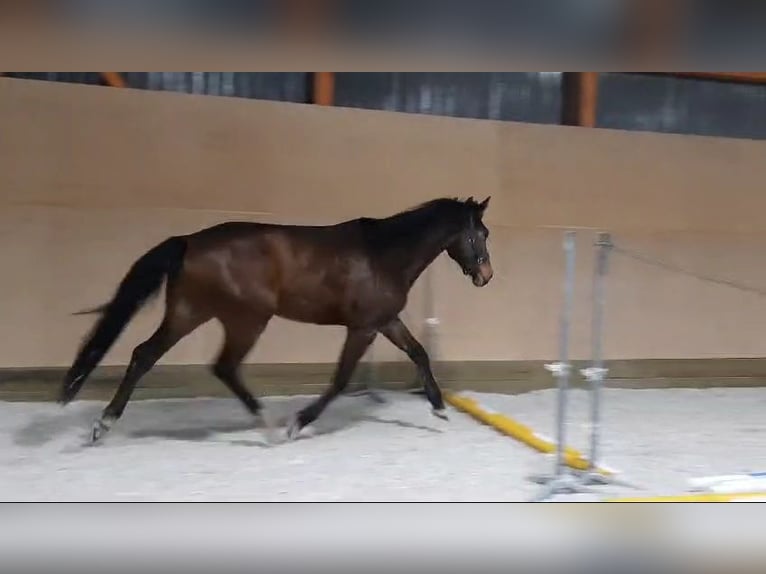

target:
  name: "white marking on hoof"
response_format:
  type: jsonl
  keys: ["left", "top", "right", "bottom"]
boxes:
{"left": 256, "top": 410, "right": 280, "bottom": 445}
{"left": 286, "top": 418, "right": 302, "bottom": 441}
{"left": 90, "top": 417, "right": 114, "bottom": 443}
{"left": 431, "top": 408, "right": 449, "bottom": 421}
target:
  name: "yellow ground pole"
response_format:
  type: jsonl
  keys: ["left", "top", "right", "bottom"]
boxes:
{"left": 607, "top": 492, "right": 766, "bottom": 502}
{"left": 445, "top": 393, "right": 766, "bottom": 502}
{"left": 445, "top": 392, "right": 615, "bottom": 476}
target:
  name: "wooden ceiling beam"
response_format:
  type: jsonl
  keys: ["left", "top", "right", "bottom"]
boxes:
{"left": 653, "top": 72, "right": 766, "bottom": 84}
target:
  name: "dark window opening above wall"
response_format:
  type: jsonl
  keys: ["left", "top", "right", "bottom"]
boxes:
{"left": 4, "top": 73, "right": 311, "bottom": 104}
{"left": 597, "top": 73, "right": 766, "bottom": 141}
{"left": 6, "top": 71, "right": 766, "bottom": 141}
{"left": 4, "top": 72, "right": 104, "bottom": 86}
{"left": 120, "top": 72, "right": 309, "bottom": 103}
{"left": 335, "top": 72, "right": 564, "bottom": 125}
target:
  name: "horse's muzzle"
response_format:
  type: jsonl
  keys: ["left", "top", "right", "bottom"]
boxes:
{"left": 472, "top": 262, "right": 493, "bottom": 287}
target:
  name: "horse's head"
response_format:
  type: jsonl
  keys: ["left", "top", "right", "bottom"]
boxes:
{"left": 446, "top": 197, "right": 493, "bottom": 287}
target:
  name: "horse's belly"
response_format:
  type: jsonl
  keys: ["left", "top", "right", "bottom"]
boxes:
{"left": 275, "top": 293, "right": 345, "bottom": 325}
{"left": 274, "top": 288, "right": 402, "bottom": 327}
{"left": 276, "top": 308, "right": 343, "bottom": 325}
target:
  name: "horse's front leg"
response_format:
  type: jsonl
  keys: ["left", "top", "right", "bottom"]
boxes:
{"left": 379, "top": 317, "right": 447, "bottom": 419}
{"left": 287, "top": 328, "right": 377, "bottom": 440}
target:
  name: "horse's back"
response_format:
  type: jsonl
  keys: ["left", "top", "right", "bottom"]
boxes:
{"left": 176, "top": 218, "right": 397, "bottom": 325}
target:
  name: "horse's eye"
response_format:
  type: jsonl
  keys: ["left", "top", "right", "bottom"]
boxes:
{"left": 468, "top": 237, "right": 475, "bottom": 244}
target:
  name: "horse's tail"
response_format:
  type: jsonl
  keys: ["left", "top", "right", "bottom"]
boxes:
{"left": 59, "top": 236, "right": 187, "bottom": 405}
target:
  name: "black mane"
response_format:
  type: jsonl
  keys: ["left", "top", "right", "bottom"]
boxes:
{"left": 361, "top": 197, "right": 476, "bottom": 248}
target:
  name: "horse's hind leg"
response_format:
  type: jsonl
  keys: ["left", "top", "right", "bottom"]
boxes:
{"left": 211, "top": 314, "right": 270, "bottom": 418}
{"left": 91, "top": 305, "right": 207, "bottom": 443}
{"left": 379, "top": 317, "right": 447, "bottom": 419}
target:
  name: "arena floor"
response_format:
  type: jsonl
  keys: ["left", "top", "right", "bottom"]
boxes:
{"left": 2, "top": 387, "right": 765, "bottom": 501}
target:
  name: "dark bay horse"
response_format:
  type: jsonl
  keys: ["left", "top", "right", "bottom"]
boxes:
{"left": 59, "top": 196, "right": 493, "bottom": 442}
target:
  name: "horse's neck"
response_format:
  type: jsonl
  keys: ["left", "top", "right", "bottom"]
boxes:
{"left": 399, "top": 224, "right": 455, "bottom": 287}
{"left": 366, "top": 209, "right": 458, "bottom": 287}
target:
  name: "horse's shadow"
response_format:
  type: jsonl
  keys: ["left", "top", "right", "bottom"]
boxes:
{"left": 13, "top": 404, "right": 103, "bottom": 447}
{"left": 359, "top": 415, "right": 443, "bottom": 434}
{"left": 13, "top": 393, "right": 440, "bottom": 449}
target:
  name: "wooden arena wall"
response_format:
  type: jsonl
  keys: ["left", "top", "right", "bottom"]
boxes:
{"left": 3, "top": 77, "right": 766, "bottom": 396}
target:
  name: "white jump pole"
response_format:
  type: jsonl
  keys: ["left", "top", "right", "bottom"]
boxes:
{"left": 689, "top": 472, "right": 766, "bottom": 493}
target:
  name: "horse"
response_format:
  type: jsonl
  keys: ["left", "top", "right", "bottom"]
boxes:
{"left": 59, "top": 196, "right": 493, "bottom": 443}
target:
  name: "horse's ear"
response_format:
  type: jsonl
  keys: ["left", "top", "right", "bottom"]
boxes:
{"left": 466, "top": 196, "right": 475, "bottom": 205}
{"left": 479, "top": 196, "right": 491, "bottom": 212}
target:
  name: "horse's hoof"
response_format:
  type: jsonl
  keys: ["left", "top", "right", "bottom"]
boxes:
{"left": 90, "top": 418, "right": 113, "bottom": 443}
{"left": 286, "top": 418, "right": 302, "bottom": 441}
{"left": 256, "top": 411, "right": 280, "bottom": 445}
{"left": 431, "top": 408, "right": 449, "bottom": 421}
